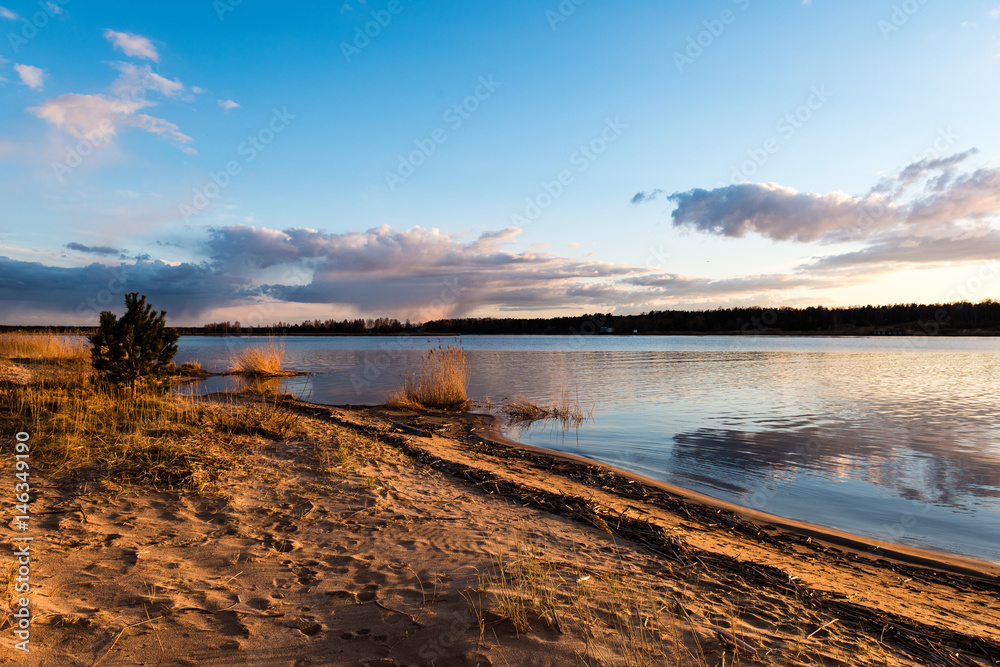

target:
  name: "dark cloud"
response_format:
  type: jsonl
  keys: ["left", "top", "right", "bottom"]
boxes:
{"left": 0, "top": 256, "right": 251, "bottom": 324}
{"left": 66, "top": 242, "right": 120, "bottom": 255}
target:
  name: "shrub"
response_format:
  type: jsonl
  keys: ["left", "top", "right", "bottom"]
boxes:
{"left": 89, "top": 293, "right": 180, "bottom": 392}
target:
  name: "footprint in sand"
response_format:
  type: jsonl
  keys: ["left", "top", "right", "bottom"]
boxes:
{"left": 262, "top": 534, "right": 299, "bottom": 553}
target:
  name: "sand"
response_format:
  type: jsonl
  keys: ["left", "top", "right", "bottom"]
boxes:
{"left": 7, "top": 396, "right": 1000, "bottom": 666}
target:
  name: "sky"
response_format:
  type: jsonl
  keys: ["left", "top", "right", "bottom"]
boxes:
{"left": 2, "top": 0, "right": 1000, "bottom": 326}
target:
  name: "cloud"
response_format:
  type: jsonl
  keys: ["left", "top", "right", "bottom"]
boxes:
{"left": 0, "top": 6, "right": 17, "bottom": 19}
{"left": 667, "top": 182, "right": 892, "bottom": 243}
{"left": 29, "top": 93, "right": 194, "bottom": 152}
{"left": 66, "top": 242, "right": 120, "bottom": 256}
{"left": 110, "top": 62, "right": 183, "bottom": 98}
{"left": 0, "top": 256, "right": 249, "bottom": 323}
{"left": 205, "top": 224, "right": 648, "bottom": 320}
{"left": 217, "top": 99, "right": 239, "bottom": 110}
{"left": 103, "top": 29, "right": 159, "bottom": 62}
{"left": 630, "top": 189, "right": 664, "bottom": 205}
{"left": 14, "top": 64, "right": 45, "bottom": 90}
{"left": 191, "top": 86, "right": 205, "bottom": 94}
{"left": 657, "top": 151, "right": 1000, "bottom": 245}
{"left": 800, "top": 230, "right": 1000, "bottom": 273}
{"left": 46, "top": 1, "right": 63, "bottom": 14}
{"left": 625, "top": 272, "right": 832, "bottom": 297}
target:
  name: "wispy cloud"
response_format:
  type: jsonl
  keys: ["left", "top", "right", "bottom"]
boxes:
{"left": 217, "top": 98, "right": 239, "bottom": 110}
{"left": 110, "top": 62, "right": 183, "bottom": 98}
{"left": 103, "top": 29, "right": 159, "bottom": 62}
{"left": 14, "top": 64, "right": 45, "bottom": 90}
{"left": 0, "top": 6, "right": 17, "bottom": 19}
{"left": 29, "top": 93, "right": 194, "bottom": 153}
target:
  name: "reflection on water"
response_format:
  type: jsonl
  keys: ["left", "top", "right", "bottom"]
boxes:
{"left": 175, "top": 335, "right": 1000, "bottom": 561}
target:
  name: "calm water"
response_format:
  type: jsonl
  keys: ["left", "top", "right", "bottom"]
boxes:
{"left": 175, "top": 335, "right": 1000, "bottom": 562}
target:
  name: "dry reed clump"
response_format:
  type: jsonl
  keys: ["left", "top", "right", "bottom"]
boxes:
{"left": 499, "top": 389, "right": 590, "bottom": 428}
{"left": 228, "top": 337, "right": 292, "bottom": 377}
{"left": 0, "top": 331, "right": 89, "bottom": 365}
{"left": 385, "top": 344, "right": 470, "bottom": 411}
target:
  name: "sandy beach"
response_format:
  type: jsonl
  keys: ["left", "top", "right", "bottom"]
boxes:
{"left": 3, "top": 392, "right": 1000, "bottom": 666}
{"left": 4, "top": 392, "right": 997, "bottom": 666}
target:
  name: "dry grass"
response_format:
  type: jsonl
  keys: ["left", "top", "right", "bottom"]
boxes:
{"left": 499, "top": 389, "right": 590, "bottom": 428}
{"left": 385, "top": 344, "right": 470, "bottom": 411}
{"left": 0, "top": 331, "right": 89, "bottom": 365}
{"left": 228, "top": 337, "right": 292, "bottom": 377}
{"left": 476, "top": 538, "right": 722, "bottom": 666}
{"left": 0, "top": 357, "right": 302, "bottom": 490}
{"left": 207, "top": 396, "right": 302, "bottom": 441}
{"left": 475, "top": 536, "right": 864, "bottom": 666}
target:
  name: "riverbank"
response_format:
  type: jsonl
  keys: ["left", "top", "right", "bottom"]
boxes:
{"left": 9, "top": 394, "right": 999, "bottom": 666}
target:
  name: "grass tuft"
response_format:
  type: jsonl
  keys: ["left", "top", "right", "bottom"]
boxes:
{"left": 228, "top": 337, "right": 291, "bottom": 377}
{"left": 385, "top": 344, "right": 470, "bottom": 411}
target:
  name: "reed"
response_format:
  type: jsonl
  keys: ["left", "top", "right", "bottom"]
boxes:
{"left": 499, "top": 389, "right": 590, "bottom": 428}
{"left": 0, "top": 331, "right": 89, "bottom": 364}
{"left": 228, "top": 336, "right": 289, "bottom": 377}
{"left": 385, "top": 344, "right": 470, "bottom": 411}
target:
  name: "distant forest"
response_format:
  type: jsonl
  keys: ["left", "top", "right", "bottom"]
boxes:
{"left": 191, "top": 300, "right": 1000, "bottom": 336}
{"left": 8, "top": 300, "right": 1000, "bottom": 336}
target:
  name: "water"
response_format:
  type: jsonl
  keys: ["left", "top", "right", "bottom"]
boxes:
{"left": 175, "top": 334, "right": 1000, "bottom": 562}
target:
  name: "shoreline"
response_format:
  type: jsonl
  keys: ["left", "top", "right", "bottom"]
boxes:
{"left": 483, "top": 413, "right": 1000, "bottom": 578}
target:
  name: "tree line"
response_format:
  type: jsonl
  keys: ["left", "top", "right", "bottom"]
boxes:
{"left": 188, "top": 300, "right": 1000, "bottom": 336}
{"left": 6, "top": 300, "right": 999, "bottom": 336}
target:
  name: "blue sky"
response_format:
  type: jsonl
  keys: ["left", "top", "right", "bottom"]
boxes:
{"left": 2, "top": 0, "right": 1000, "bottom": 325}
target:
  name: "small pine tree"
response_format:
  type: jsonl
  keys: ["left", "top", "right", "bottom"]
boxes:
{"left": 89, "top": 292, "right": 180, "bottom": 392}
